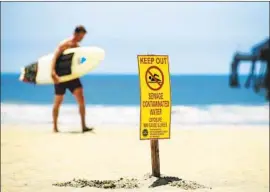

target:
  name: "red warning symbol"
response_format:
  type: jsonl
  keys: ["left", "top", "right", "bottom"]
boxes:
{"left": 145, "top": 66, "right": 164, "bottom": 91}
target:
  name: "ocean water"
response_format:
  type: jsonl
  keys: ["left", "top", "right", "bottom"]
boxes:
{"left": 1, "top": 74, "right": 269, "bottom": 126}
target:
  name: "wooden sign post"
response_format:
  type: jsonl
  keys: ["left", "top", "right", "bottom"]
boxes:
{"left": 151, "top": 139, "right": 160, "bottom": 177}
{"left": 137, "top": 55, "right": 171, "bottom": 177}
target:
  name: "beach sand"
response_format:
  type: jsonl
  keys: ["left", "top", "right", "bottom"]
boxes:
{"left": 1, "top": 124, "right": 269, "bottom": 192}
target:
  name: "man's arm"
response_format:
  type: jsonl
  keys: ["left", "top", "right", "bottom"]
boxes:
{"left": 51, "top": 42, "right": 68, "bottom": 83}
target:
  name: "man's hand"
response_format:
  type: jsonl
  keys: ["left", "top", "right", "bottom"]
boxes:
{"left": 51, "top": 71, "right": 60, "bottom": 84}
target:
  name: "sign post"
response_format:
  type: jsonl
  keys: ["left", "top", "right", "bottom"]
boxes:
{"left": 137, "top": 55, "right": 171, "bottom": 177}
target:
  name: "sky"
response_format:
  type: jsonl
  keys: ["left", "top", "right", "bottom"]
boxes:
{"left": 1, "top": 2, "right": 269, "bottom": 74}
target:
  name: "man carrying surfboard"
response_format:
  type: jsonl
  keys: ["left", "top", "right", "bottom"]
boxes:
{"left": 51, "top": 25, "right": 92, "bottom": 133}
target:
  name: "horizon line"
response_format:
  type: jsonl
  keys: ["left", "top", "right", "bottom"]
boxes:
{"left": 1, "top": 72, "right": 249, "bottom": 76}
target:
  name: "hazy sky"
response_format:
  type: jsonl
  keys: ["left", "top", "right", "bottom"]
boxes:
{"left": 1, "top": 2, "right": 269, "bottom": 74}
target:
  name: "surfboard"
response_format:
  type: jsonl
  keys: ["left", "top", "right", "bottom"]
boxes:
{"left": 19, "top": 46, "right": 105, "bottom": 84}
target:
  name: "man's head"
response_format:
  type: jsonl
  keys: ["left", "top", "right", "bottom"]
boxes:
{"left": 73, "top": 25, "right": 87, "bottom": 42}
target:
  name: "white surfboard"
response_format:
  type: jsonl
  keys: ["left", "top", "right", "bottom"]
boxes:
{"left": 19, "top": 46, "right": 105, "bottom": 84}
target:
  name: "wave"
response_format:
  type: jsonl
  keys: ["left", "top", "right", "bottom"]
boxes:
{"left": 1, "top": 103, "right": 269, "bottom": 126}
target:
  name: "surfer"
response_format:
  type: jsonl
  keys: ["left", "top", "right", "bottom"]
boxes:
{"left": 51, "top": 25, "right": 92, "bottom": 133}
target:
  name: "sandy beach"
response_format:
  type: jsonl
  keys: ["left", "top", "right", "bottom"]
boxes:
{"left": 2, "top": 1, "right": 269, "bottom": 192}
{"left": 1, "top": 124, "right": 269, "bottom": 192}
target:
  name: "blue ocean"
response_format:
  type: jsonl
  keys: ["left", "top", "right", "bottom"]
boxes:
{"left": 1, "top": 74, "right": 269, "bottom": 126}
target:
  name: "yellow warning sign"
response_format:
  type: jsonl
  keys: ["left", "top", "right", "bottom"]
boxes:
{"left": 137, "top": 55, "right": 171, "bottom": 140}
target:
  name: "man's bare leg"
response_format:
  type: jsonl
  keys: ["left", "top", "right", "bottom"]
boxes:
{"left": 73, "top": 87, "right": 91, "bottom": 132}
{"left": 53, "top": 95, "right": 64, "bottom": 132}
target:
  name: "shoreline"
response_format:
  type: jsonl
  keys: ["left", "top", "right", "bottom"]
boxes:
{"left": 2, "top": 104, "right": 269, "bottom": 127}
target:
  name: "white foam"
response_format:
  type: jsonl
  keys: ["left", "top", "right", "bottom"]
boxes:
{"left": 1, "top": 103, "right": 269, "bottom": 126}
